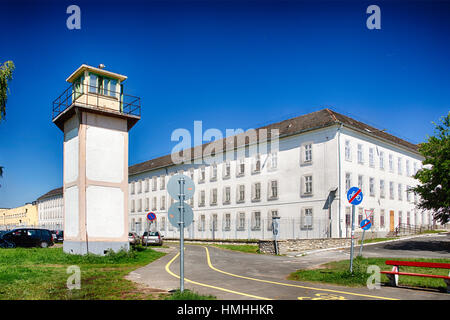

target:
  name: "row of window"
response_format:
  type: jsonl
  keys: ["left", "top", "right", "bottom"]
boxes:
{"left": 39, "top": 198, "right": 63, "bottom": 210}
{"left": 345, "top": 207, "right": 425, "bottom": 229}
{"left": 344, "top": 140, "right": 420, "bottom": 176}
{"left": 345, "top": 173, "right": 416, "bottom": 202}
{"left": 130, "top": 176, "right": 315, "bottom": 212}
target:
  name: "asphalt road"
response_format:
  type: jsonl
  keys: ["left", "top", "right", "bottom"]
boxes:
{"left": 127, "top": 233, "right": 450, "bottom": 300}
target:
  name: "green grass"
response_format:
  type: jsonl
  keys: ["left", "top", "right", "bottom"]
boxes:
{"left": 212, "top": 244, "right": 260, "bottom": 254}
{"left": 0, "top": 246, "right": 166, "bottom": 300}
{"left": 289, "top": 256, "right": 450, "bottom": 292}
{"left": 164, "top": 289, "right": 216, "bottom": 300}
{"left": 358, "top": 237, "right": 397, "bottom": 245}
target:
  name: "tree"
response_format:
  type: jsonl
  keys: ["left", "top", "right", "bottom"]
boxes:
{"left": 0, "top": 60, "right": 15, "bottom": 181}
{"left": 412, "top": 112, "right": 450, "bottom": 224}
{"left": 0, "top": 60, "right": 15, "bottom": 122}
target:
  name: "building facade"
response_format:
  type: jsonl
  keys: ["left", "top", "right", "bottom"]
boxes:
{"left": 36, "top": 187, "right": 64, "bottom": 230}
{"left": 0, "top": 203, "right": 39, "bottom": 230}
{"left": 36, "top": 109, "right": 439, "bottom": 239}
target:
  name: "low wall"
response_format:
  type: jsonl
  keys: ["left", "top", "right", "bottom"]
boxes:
{"left": 259, "top": 238, "right": 352, "bottom": 255}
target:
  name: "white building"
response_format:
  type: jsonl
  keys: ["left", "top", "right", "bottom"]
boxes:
{"left": 127, "top": 109, "right": 434, "bottom": 240}
{"left": 38, "top": 108, "right": 438, "bottom": 239}
{"left": 36, "top": 187, "right": 64, "bottom": 230}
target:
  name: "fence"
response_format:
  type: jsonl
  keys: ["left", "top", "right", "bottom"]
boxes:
{"left": 154, "top": 217, "right": 330, "bottom": 240}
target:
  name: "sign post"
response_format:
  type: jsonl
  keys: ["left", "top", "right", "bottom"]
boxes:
{"left": 272, "top": 216, "right": 280, "bottom": 255}
{"left": 358, "top": 209, "right": 373, "bottom": 257}
{"left": 167, "top": 174, "right": 195, "bottom": 293}
{"left": 347, "top": 187, "right": 363, "bottom": 273}
{"left": 146, "top": 212, "right": 157, "bottom": 247}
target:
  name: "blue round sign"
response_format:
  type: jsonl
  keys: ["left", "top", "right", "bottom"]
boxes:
{"left": 347, "top": 187, "right": 363, "bottom": 205}
{"left": 360, "top": 219, "right": 372, "bottom": 231}
{"left": 147, "top": 212, "right": 156, "bottom": 221}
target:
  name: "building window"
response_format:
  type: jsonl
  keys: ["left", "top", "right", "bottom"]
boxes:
{"left": 252, "top": 182, "right": 261, "bottom": 202}
{"left": 145, "top": 179, "right": 149, "bottom": 192}
{"left": 237, "top": 159, "right": 245, "bottom": 176}
{"left": 223, "top": 213, "right": 231, "bottom": 231}
{"left": 199, "top": 190, "right": 205, "bottom": 207}
{"left": 389, "top": 154, "right": 394, "bottom": 172}
{"left": 152, "top": 176, "right": 157, "bottom": 191}
{"left": 358, "top": 208, "right": 363, "bottom": 225}
{"left": 302, "top": 175, "right": 313, "bottom": 195}
{"left": 357, "top": 144, "right": 364, "bottom": 164}
{"left": 251, "top": 211, "right": 261, "bottom": 230}
{"left": 345, "top": 140, "right": 351, "bottom": 161}
{"left": 223, "top": 186, "right": 231, "bottom": 204}
{"left": 161, "top": 217, "right": 166, "bottom": 231}
{"left": 345, "top": 207, "right": 351, "bottom": 227}
{"left": 380, "top": 179, "right": 385, "bottom": 198}
{"left": 268, "top": 180, "right": 278, "bottom": 200}
{"left": 252, "top": 154, "right": 261, "bottom": 173}
{"left": 270, "top": 152, "right": 278, "bottom": 170}
{"left": 369, "top": 148, "right": 374, "bottom": 167}
{"left": 398, "top": 211, "right": 403, "bottom": 226}
{"left": 398, "top": 184, "right": 403, "bottom": 201}
{"left": 389, "top": 182, "right": 394, "bottom": 200}
{"left": 131, "top": 200, "right": 135, "bottom": 212}
{"left": 152, "top": 197, "right": 157, "bottom": 211}
{"left": 398, "top": 157, "right": 402, "bottom": 175}
{"left": 300, "top": 208, "right": 313, "bottom": 230}
{"left": 199, "top": 166, "right": 206, "bottom": 183}
{"left": 160, "top": 196, "right": 166, "bottom": 210}
{"left": 130, "top": 182, "right": 135, "bottom": 194}
{"left": 237, "top": 212, "right": 246, "bottom": 231}
{"left": 198, "top": 214, "right": 206, "bottom": 231}
{"left": 210, "top": 214, "right": 218, "bottom": 231}
{"left": 145, "top": 198, "right": 149, "bottom": 211}
{"left": 407, "top": 211, "right": 411, "bottom": 226}
{"left": 301, "top": 143, "right": 313, "bottom": 164}
{"left": 406, "top": 160, "right": 410, "bottom": 176}
{"left": 406, "top": 186, "right": 411, "bottom": 202}
{"left": 210, "top": 188, "right": 218, "bottom": 205}
{"left": 379, "top": 151, "right": 385, "bottom": 170}
{"left": 358, "top": 175, "right": 363, "bottom": 190}
{"left": 345, "top": 173, "right": 352, "bottom": 192}
{"left": 137, "top": 180, "right": 142, "bottom": 194}
{"left": 210, "top": 164, "right": 218, "bottom": 181}
{"left": 223, "top": 162, "right": 231, "bottom": 179}
{"left": 160, "top": 175, "right": 165, "bottom": 190}
{"left": 380, "top": 209, "right": 385, "bottom": 228}
{"left": 413, "top": 162, "right": 418, "bottom": 176}
{"left": 237, "top": 185, "right": 245, "bottom": 203}
{"left": 369, "top": 177, "right": 375, "bottom": 197}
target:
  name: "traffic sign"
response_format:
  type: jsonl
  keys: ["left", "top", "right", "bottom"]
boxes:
{"left": 347, "top": 187, "right": 363, "bottom": 205}
{"left": 360, "top": 219, "right": 372, "bottom": 231}
{"left": 147, "top": 212, "right": 156, "bottom": 221}
{"left": 167, "top": 174, "right": 195, "bottom": 200}
{"left": 168, "top": 201, "right": 194, "bottom": 229}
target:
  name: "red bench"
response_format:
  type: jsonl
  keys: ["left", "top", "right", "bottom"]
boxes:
{"left": 380, "top": 260, "right": 450, "bottom": 293}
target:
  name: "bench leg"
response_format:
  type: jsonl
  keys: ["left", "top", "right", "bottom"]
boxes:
{"left": 386, "top": 266, "right": 399, "bottom": 287}
{"left": 445, "top": 273, "right": 450, "bottom": 294}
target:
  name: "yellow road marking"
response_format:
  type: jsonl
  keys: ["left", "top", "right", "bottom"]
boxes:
{"left": 203, "top": 246, "right": 399, "bottom": 301}
{"left": 164, "top": 251, "right": 272, "bottom": 300}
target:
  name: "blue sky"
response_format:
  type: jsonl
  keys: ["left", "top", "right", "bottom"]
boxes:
{"left": 0, "top": 0, "right": 449, "bottom": 208}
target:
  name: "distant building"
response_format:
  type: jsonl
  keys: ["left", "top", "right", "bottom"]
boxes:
{"left": 37, "top": 108, "right": 440, "bottom": 239}
{"left": 36, "top": 187, "right": 64, "bottom": 230}
{"left": 0, "top": 203, "right": 38, "bottom": 230}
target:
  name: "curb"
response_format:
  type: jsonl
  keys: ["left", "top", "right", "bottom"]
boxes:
{"left": 291, "top": 232, "right": 449, "bottom": 257}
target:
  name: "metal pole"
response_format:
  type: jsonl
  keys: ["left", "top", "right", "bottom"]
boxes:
{"left": 178, "top": 177, "right": 185, "bottom": 293}
{"left": 358, "top": 229, "right": 365, "bottom": 257}
{"left": 349, "top": 204, "right": 355, "bottom": 273}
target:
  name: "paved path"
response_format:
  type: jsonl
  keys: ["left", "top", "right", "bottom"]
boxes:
{"left": 127, "top": 235, "right": 450, "bottom": 300}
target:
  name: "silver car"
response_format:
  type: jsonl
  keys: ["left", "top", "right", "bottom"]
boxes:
{"left": 142, "top": 231, "right": 163, "bottom": 246}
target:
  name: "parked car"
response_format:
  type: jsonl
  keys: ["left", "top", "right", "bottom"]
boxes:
{"left": 141, "top": 231, "right": 163, "bottom": 246}
{"left": 0, "top": 237, "right": 15, "bottom": 248}
{"left": 1, "top": 228, "right": 54, "bottom": 248}
{"left": 54, "top": 230, "right": 64, "bottom": 243}
{"left": 128, "top": 232, "right": 139, "bottom": 245}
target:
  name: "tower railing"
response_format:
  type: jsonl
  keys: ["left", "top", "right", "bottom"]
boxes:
{"left": 52, "top": 83, "right": 141, "bottom": 120}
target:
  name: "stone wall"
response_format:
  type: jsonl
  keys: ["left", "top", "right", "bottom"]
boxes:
{"left": 258, "top": 238, "right": 352, "bottom": 255}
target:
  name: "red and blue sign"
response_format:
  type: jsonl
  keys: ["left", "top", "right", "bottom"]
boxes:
{"left": 147, "top": 212, "right": 156, "bottom": 221}
{"left": 347, "top": 187, "right": 363, "bottom": 205}
{"left": 360, "top": 219, "right": 372, "bottom": 230}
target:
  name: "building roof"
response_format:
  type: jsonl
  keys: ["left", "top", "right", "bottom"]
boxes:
{"left": 128, "top": 108, "right": 419, "bottom": 176}
{"left": 36, "top": 187, "right": 63, "bottom": 201}
{"left": 66, "top": 64, "right": 128, "bottom": 83}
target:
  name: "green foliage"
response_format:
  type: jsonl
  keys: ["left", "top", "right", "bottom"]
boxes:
{"left": 0, "top": 60, "right": 15, "bottom": 122}
{"left": 165, "top": 289, "right": 216, "bottom": 300}
{"left": 412, "top": 112, "right": 450, "bottom": 224}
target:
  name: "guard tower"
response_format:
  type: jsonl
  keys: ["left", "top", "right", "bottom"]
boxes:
{"left": 52, "top": 64, "right": 141, "bottom": 255}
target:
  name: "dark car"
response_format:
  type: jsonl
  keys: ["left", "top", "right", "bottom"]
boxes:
{"left": 0, "top": 237, "right": 15, "bottom": 248}
{"left": 2, "top": 228, "right": 54, "bottom": 248}
{"left": 52, "top": 230, "right": 64, "bottom": 243}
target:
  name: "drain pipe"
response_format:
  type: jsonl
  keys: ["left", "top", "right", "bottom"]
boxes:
{"left": 337, "top": 123, "right": 343, "bottom": 238}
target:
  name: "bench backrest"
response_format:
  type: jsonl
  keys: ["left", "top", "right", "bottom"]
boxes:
{"left": 385, "top": 260, "right": 450, "bottom": 269}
